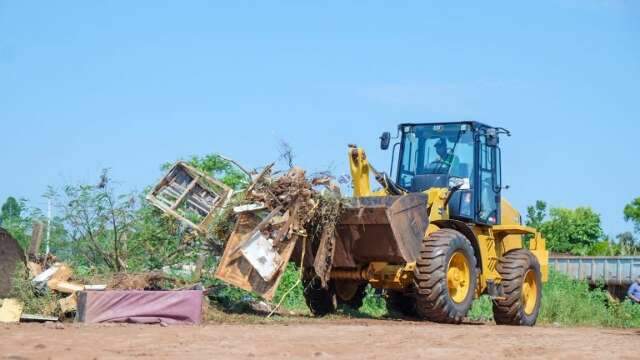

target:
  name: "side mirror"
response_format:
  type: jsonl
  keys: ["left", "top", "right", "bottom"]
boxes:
{"left": 380, "top": 132, "right": 391, "bottom": 150}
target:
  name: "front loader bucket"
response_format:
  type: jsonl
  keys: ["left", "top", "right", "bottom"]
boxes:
{"left": 334, "top": 193, "right": 429, "bottom": 268}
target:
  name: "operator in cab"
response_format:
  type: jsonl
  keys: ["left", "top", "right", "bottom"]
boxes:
{"left": 628, "top": 276, "right": 640, "bottom": 304}
{"left": 428, "top": 137, "right": 459, "bottom": 174}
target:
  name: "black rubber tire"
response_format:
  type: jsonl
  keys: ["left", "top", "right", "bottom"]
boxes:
{"left": 386, "top": 290, "right": 417, "bottom": 318}
{"left": 303, "top": 278, "right": 337, "bottom": 317}
{"left": 493, "top": 249, "right": 542, "bottom": 326}
{"left": 334, "top": 281, "right": 368, "bottom": 310}
{"left": 413, "top": 228, "right": 478, "bottom": 324}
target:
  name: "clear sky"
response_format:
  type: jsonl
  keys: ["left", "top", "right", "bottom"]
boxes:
{"left": 1, "top": 1, "right": 638, "bottom": 237}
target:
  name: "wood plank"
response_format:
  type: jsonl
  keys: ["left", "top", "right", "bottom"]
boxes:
{"left": 171, "top": 176, "right": 200, "bottom": 210}
{"left": 27, "top": 261, "right": 42, "bottom": 277}
{"left": 29, "top": 221, "right": 45, "bottom": 257}
{"left": 48, "top": 280, "right": 85, "bottom": 294}
{"left": 19, "top": 314, "right": 58, "bottom": 322}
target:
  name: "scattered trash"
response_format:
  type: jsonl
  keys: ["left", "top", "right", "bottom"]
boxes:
{"left": 19, "top": 314, "right": 59, "bottom": 323}
{"left": 107, "top": 272, "right": 174, "bottom": 291}
{"left": 84, "top": 285, "right": 107, "bottom": 291}
{"left": 0, "top": 299, "right": 23, "bottom": 323}
{"left": 240, "top": 230, "right": 283, "bottom": 282}
{"left": 233, "top": 203, "right": 266, "bottom": 214}
{"left": 32, "top": 264, "right": 61, "bottom": 289}
{"left": 248, "top": 300, "right": 273, "bottom": 315}
{"left": 58, "top": 293, "right": 77, "bottom": 314}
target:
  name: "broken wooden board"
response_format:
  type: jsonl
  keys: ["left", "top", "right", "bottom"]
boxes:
{"left": 48, "top": 281, "right": 85, "bottom": 294}
{"left": 33, "top": 264, "right": 61, "bottom": 285}
{"left": 146, "top": 162, "right": 233, "bottom": 234}
{"left": 50, "top": 263, "right": 73, "bottom": 283}
{"left": 214, "top": 212, "right": 297, "bottom": 301}
{"left": 27, "top": 261, "right": 42, "bottom": 277}
{"left": 0, "top": 299, "right": 24, "bottom": 323}
{"left": 20, "top": 314, "right": 59, "bottom": 322}
{"left": 29, "top": 221, "right": 45, "bottom": 257}
{"left": 59, "top": 293, "right": 77, "bottom": 314}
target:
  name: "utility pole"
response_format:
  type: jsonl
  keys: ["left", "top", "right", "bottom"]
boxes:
{"left": 46, "top": 199, "right": 51, "bottom": 255}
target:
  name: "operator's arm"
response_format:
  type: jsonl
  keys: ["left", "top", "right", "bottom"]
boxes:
{"left": 628, "top": 283, "right": 640, "bottom": 302}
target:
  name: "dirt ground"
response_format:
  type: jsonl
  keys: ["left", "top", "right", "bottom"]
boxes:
{"left": 1, "top": 319, "right": 638, "bottom": 360}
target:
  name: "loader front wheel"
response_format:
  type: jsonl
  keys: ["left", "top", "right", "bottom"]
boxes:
{"left": 493, "top": 249, "right": 542, "bottom": 326}
{"left": 413, "top": 228, "right": 477, "bottom": 324}
{"left": 303, "top": 278, "right": 337, "bottom": 317}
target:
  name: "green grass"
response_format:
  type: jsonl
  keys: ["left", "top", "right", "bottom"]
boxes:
{"left": 273, "top": 263, "right": 307, "bottom": 312}
{"left": 466, "top": 270, "right": 640, "bottom": 328}
{"left": 209, "top": 265, "right": 640, "bottom": 328}
{"left": 468, "top": 295, "right": 494, "bottom": 322}
{"left": 539, "top": 270, "right": 640, "bottom": 328}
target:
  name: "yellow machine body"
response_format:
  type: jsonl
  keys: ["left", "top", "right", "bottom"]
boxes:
{"left": 340, "top": 145, "right": 549, "bottom": 297}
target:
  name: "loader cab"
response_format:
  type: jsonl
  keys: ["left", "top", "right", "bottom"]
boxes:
{"left": 393, "top": 122, "right": 503, "bottom": 226}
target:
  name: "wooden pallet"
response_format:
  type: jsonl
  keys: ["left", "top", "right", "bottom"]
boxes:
{"left": 146, "top": 162, "right": 232, "bottom": 234}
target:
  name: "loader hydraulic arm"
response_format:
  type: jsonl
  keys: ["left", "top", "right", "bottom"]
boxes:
{"left": 348, "top": 145, "right": 405, "bottom": 197}
{"left": 348, "top": 145, "right": 374, "bottom": 197}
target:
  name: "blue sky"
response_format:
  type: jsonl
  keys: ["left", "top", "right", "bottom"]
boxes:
{"left": 1, "top": 1, "right": 638, "bottom": 237}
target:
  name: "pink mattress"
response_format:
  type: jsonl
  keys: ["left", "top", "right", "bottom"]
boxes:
{"left": 76, "top": 290, "right": 204, "bottom": 325}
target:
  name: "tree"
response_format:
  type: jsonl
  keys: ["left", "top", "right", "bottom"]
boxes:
{"left": 0, "top": 197, "right": 23, "bottom": 225}
{"left": 163, "top": 154, "right": 249, "bottom": 191}
{"left": 525, "top": 200, "right": 547, "bottom": 229}
{"left": 538, "top": 207, "right": 604, "bottom": 255}
{"left": 53, "top": 169, "right": 136, "bottom": 271}
{"left": 616, "top": 232, "right": 639, "bottom": 256}
{"left": 624, "top": 197, "right": 640, "bottom": 234}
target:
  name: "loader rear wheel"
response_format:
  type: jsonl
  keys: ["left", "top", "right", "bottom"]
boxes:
{"left": 385, "top": 291, "right": 416, "bottom": 318}
{"left": 413, "top": 228, "right": 478, "bottom": 324}
{"left": 334, "top": 281, "right": 367, "bottom": 310}
{"left": 303, "top": 278, "right": 337, "bottom": 317}
{"left": 493, "top": 249, "right": 542, "bottom": 326}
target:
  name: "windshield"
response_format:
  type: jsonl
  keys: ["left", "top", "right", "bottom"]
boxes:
{"left": 397, "top": 123, "right": 474, "bottom": 189}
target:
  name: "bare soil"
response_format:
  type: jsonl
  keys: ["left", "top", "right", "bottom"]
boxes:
{"left": 1, "top": 318, "right": 637, "bottom": 359}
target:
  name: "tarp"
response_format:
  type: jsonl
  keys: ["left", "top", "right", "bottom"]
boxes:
{"left": 76, "top": 290, "right": 203, "bottom": 325}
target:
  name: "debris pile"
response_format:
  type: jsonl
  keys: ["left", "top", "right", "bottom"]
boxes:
{"left": 212, "top": 164, "right": 344, "bottom": 300}
{"left": 107, "top": 271, "right": 174, "bottom": 291}
{"left": 2, "top": 156, "right": 346, "bottom": 325}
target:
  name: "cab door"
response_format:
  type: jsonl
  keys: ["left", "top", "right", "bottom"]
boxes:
{"left": 476, "top": 134, "right": 501, "bottom": 225}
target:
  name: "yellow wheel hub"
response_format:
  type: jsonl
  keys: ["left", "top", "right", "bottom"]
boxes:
{"left": 522, "top": 270, "right": 538, "bottom": 315}
{"left": 447, "top": 251, "right": 471, "bottom": 303}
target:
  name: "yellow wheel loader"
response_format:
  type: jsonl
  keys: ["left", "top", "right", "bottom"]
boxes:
{"left": 303, "top": 122, "right": 548, "bottom": 326}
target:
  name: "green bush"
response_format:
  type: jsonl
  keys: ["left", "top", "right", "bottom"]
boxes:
{"left": 468, "top": 295, "right": 494, "bottom": 322}
{"left": 10, "top": 263, "right": 62, "bottom": 317}
{"left": 539, "top": 270, "right": 640, "bottom": 328}
{"left": 273, "top": 263, "right": 307, "bottom": 311}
